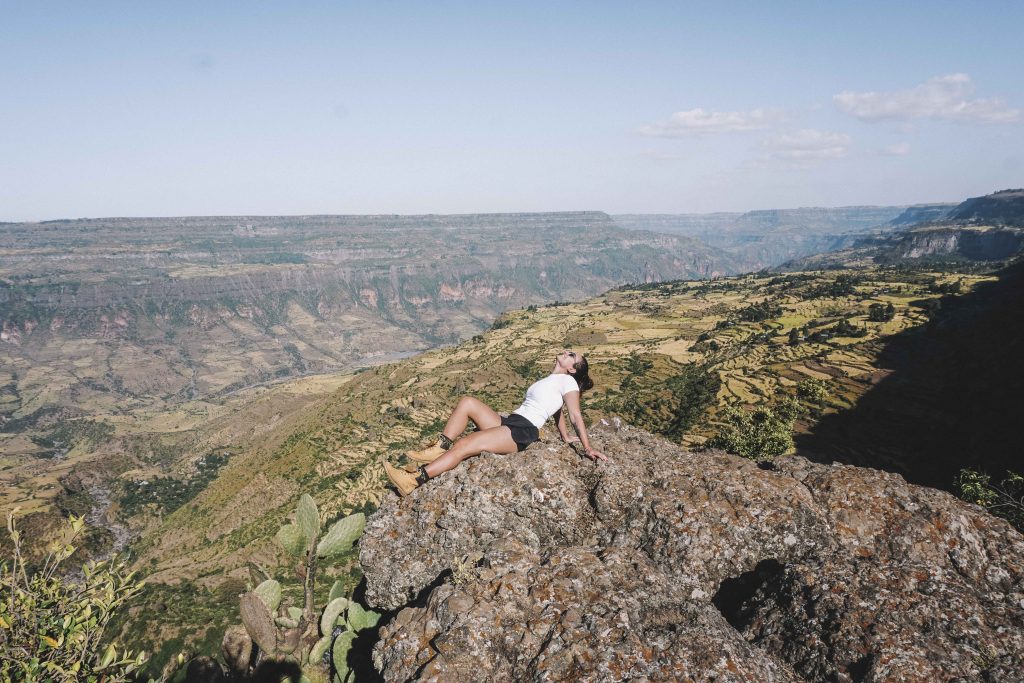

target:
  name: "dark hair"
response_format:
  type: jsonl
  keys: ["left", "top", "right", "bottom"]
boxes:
{"left": 573, "top": 355, "right": 594, "bottom": 393}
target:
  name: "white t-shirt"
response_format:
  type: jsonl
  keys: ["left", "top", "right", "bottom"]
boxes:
{"left": 513, "top": 373, "right": 580, "bottom": 428}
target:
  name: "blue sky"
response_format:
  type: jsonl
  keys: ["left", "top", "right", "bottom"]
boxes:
{"left": 2, "top": 1, "right": 1022, "bottom": 220}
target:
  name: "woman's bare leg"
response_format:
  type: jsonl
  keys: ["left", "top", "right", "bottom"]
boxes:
{"left": 426, "top": 426, "right": 518, "bottom": 477}
{"left": 441, "top": 396, "right": 502, "bottom": 440}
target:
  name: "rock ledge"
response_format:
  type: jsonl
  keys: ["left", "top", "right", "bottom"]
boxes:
{"left": 360, "top": 420, "right": 1024, "bottom": 682}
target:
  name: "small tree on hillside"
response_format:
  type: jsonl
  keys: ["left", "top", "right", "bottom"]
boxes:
{"left": 703, "top": 399, "right": 801, "bottom": 462}
{"left": 0, "top": 512, "right": 148, "bottom": 682}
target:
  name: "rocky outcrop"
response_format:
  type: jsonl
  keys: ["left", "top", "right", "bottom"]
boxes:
{"left": 359, "top": 420, "right": 1024, "bottom": 682}
{"left": 891, "top": 226, "right": 1024, "bottom": 261}
{"left": 948, "top": 188, "right": 1024, "bottom": 227}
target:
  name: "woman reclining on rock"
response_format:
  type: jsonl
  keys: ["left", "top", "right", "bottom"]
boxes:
{"left": 384, "top": 350, "right": 606, "bottom": 495}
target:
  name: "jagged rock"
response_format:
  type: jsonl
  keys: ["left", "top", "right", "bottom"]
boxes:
{"left": 360, "top": 420, "right": 1024, "bottom": 682}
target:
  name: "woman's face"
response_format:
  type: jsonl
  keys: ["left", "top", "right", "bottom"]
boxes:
{"left": 555, "top": 349, "right": 579, "bottom": 373}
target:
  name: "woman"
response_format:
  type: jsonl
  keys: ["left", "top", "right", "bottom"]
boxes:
{"left": 384, "top": 350, "right": 606, "bottom": 495}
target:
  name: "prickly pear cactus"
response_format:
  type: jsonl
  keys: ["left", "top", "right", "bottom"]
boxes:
{"left": 296, "top": 494, "right": 321, "bottom": 543}
{"left": 254, "top": 579, "right": 282, "bottom": 612}
{"left": 240, "top": 591, "right": 277, "bottom": 655}
{"left": 317, "top": 513, "right": 365, "bottom": 559}
{"left": 331, "top": 630, "right": 356, "bottom": 683}
{"left": 320, "top": 597, "right": 349, "bottom": 636}
{"left": 276, "top": 523, "right": 308, "bottom": 557}
{"left": 226, "top": 494, "right": 379, "bottom": 680}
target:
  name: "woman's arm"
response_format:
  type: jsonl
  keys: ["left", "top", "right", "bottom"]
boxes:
{"left": 562, "top": 391, "right": 606, "bottom": 461}
{"left": 555, "top": 407, "right": 575, "bottom": 443}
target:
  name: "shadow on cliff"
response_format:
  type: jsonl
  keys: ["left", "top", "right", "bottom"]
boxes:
{"left": 796, "top": 259, "right": 1024, "bottom": 492}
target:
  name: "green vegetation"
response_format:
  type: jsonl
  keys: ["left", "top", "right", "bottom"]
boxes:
{"left": 737, "top": 301, "right": 783, "bottom": 322}
{"left": 227, "top": 494, "right": 377, "bottom": 682}
{"left": 119, "top": 452, "right": 230, "bottom": 517}
{"left": 795, "top": 379, "right": 830, "bottom": 405}
{"left": 831, "top": 318, "right": 869, "bottom": 338}
{"left": 29, "top": 419, "right": 115, "bottom": 456}
{"left": 806, "top": 274, "right": 860, "bottom": 298}
{"left": 868, "top": 302, "right": 896, "bottom": 322}
{"left": 597, "top": 354, "right": 720, "bottom": 441}
{"left": 956, "top": 469, "right": 1024, "bottom": 532}
{"left": 0, "top": 512, "right": 147, "bottom": 681}
{"left": 704, "top": 398, "right": 802, "bottom": 462}
{"left": 929, "top": 278, "right": 963, "bottom": 295}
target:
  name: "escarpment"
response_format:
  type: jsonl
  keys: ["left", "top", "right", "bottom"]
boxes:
{"left": 359, "top": 420, "right": 1024, "bottom": 682}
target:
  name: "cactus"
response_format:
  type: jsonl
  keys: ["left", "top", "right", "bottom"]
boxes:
{"left": 227, "top": 494, "right": 380, "bottom": 680}
{"left": 254, "top": 579, "right": 282, "bottom": 613}
{"left": 309, "top": 634, "right": 332, "bottom": 665}
{"left": 296, "top": 493, "right": 321, "bottom": 542}
{"left": 328, "top": 579, "right": 346, "bottom": 602}
{"left": 316, "top": 513, "right": 365, "bottom": 559}
{"left": 279, "top": 626, "right": 302, "bottom": 655}
{"left": 276, "top": 523, "right": 308, "bottom": 557}
{"left": 345, "top": 602, "right": 380, "bottom": 632}
{"left": 331, "top": 631, "right": 356, "bottom": 683}
{"left": 240, "top": 592, "right": 277, "bottom": 655}
{"left": 320, "top": 597, "right": 349, "bottom": 636}
{"left": 248, "top": 560, "right": 272, "bottom": 585}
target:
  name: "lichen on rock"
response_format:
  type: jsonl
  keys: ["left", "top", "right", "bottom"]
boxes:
{"left": 359, "top": 419, "right": 1024, "bottom": 682}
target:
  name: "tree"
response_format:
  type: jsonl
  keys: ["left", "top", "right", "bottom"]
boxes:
{"left": 0, "top": 512, "right": 147, "bottom": 682}
{"left": 868, "top": 302, "right": 896, "bottom": 322}
{"left": 703, "top": 400, "right": 799, "bottom": 462}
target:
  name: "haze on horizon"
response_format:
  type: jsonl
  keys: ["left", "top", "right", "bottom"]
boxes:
{"left": 2, "top": 1, "right": 1022, "bottom": 222}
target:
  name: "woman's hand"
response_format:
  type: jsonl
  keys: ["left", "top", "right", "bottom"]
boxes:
{"left": 583, "top": 446, "right": 606, "bottom": 462}
{"left": 562, "top": 435, "right": 580, "bottom": 445}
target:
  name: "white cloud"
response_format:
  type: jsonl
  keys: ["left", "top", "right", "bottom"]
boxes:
{"left": 879, "top": 142, "right": 911, "bottom": 156}
{"left": 763, "top": 129, "right": 851, "bottom": 161}
{"left": 834, "top": 74, "right": 1021, "bottom": 124}
{"left": 638, "top": 107, "right": 779, "bottom": 137}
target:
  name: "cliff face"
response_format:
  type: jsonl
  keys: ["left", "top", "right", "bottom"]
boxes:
{"left": 891, "top": 226, "right": 1024, "bottom": 260}
{"left": 360, "top": 420, "right": 1024, "bottom": 682}
{"left": 948, "top": 189, "right": 1024, "bottom": 227}
{"left": 613, "top": 206, "right": 916, "bottom": 270}
{"left": 886, "top": 203, "right": 956, "bottom": 226}
{"left": 0, "top": 212, "right": 737, "bottom": 428}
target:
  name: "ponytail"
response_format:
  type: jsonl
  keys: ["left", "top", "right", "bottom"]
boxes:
{"left": 574, "top": 355, "right": 594, "bottom": 393}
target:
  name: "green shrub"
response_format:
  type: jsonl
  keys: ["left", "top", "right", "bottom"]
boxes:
{"left": 796, "top": 379, "right": 830, "bottom": 404}
{"left": 119, "top": 451, "right": 229, "bottom": 517}
{"left": 868, "top": 302, "right": 896, "bottom": 322}
{"left": 956, "top": 469, "right": 1024, "bottom": 532}
{"left": 607, "top": 357, "right": 720, "bottom": 441}
{"left": 704, "top": 401, "right": 798, "bottom": 462}
{"left": 737, "top": 301, "right": 783, "bottom": 323}
{"left": 0, "top": 512, "right": 147, "bottom": 681}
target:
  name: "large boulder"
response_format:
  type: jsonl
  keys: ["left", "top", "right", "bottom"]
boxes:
{"left": 359, "top": 420, "right": 1024, "bottom": 682}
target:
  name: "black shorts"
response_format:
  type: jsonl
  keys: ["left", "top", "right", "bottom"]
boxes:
{"left": 502, "top": 413, "right": 539, "bottom": 452}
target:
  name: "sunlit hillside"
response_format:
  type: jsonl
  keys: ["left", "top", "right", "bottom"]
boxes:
{"left": 105, "top": 260, "right": 1008, "bottom": 671}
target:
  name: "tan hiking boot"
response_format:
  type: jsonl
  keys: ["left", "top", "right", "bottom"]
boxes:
{"left": 405, "top": 443, "right": 445, "bottom": 464}
{"left": 383, "top": 460, "right": 420, "bottom": 496}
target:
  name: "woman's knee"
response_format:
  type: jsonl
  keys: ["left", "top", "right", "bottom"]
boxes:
{"left": 456, "top": 395, "right": 478, "bottom": 410}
